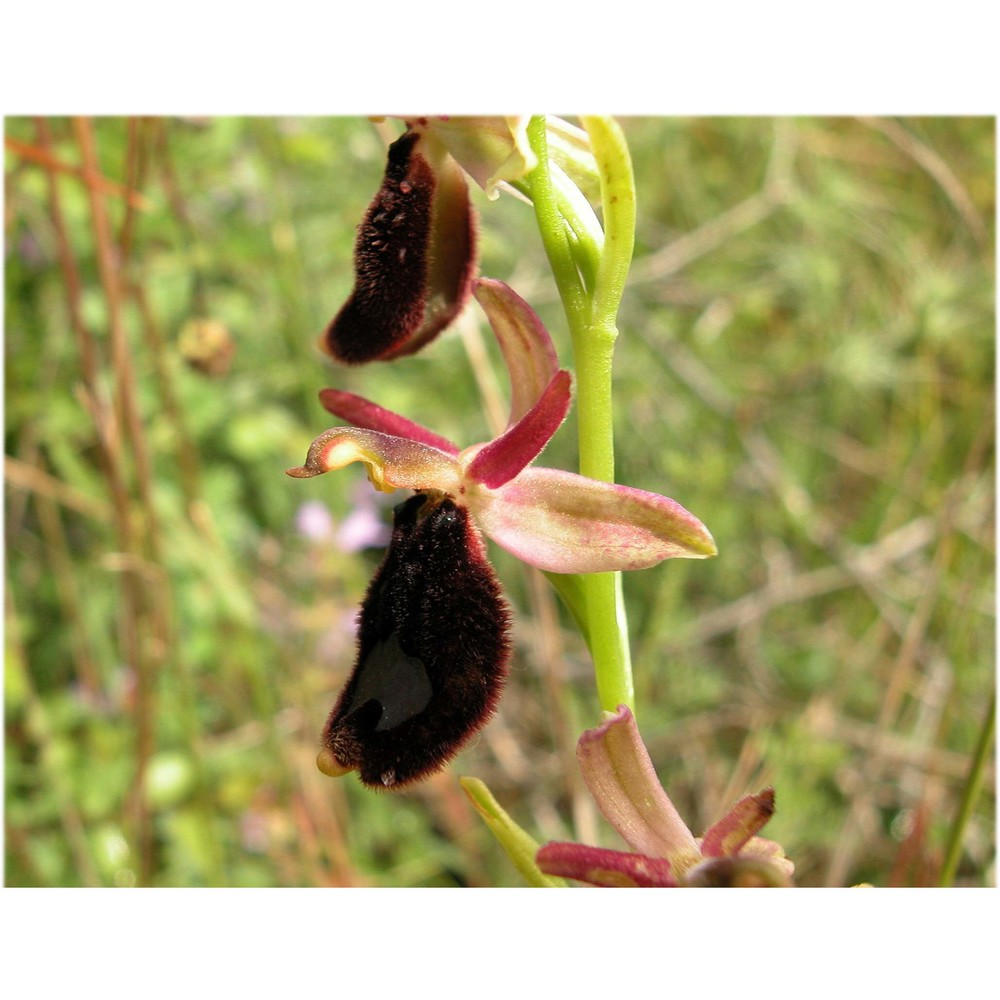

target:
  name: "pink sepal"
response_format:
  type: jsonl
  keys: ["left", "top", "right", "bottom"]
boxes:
{"left": 576, "top": 706, "right": 701, "bottom": 867}
{"left": 318, "top": 388, "right": 459, "bottom": 455}
{"left": 469, "top": 468, "right": 717, "bottom": 574}
{"left": 536, "top": 842, "right": 678, "bottom": 888}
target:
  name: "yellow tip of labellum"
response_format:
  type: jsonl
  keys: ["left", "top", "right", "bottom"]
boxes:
{"left": 317, "top": 748, "right": 354, "bottom": 778}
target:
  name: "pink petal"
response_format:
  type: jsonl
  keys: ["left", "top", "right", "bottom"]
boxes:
{"left": 576, "top": 706, "right": 702, "bottom": 868}
{"left": 463, "top": 370, "right": 571, "bottom": 489}
{"left": 700, "top": 788, "right": 776, "bottom": 859}
{"left": 285, "top": 427, "right": 463, "bottom": 495}
{"left": 318, "top": 388, "right": 459, "bottom": 455}
{"left": 536, "top": 842, "right": 678, "bottom": 888}
{"left": 472, "top": 278, "right": 561, "bottom": 426}
{"left": 468, "top": 467, "right": 717, "bottom": 574}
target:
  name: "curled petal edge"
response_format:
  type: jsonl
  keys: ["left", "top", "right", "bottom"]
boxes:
{"left": 388, "top": 135, "right": 477, "bottom": 359}
{"left": 576, "top": 705, "right": 702, "bottom": 870}
{"left": 285, "top": 427, "right": 463, "bottom": 495}
{"left": 700, "top": 788, "right": 776, "bottom": 859}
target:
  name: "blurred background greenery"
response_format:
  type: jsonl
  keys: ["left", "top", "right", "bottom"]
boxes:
{"left": 4, "top": 116, "right": 994, "bottom": 887}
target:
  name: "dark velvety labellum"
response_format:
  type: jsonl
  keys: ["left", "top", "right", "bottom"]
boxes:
{"left": 324, "top": 131, "right": 435, "bottom": 364}
{"left": 323, "top": 495, "right": 511, "bottom": 789}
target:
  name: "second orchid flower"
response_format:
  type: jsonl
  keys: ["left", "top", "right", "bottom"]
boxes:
{"left": 289, "top": 278, "right": 716, "bottom": 788}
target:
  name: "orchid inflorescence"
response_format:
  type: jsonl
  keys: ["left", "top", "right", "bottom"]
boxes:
{"left": 286, "top": 116, "right": 791, "bottom": 884}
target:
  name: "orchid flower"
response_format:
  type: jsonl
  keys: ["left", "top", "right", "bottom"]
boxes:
{"left": 287, "top": 277, "right": 716, "bottom": 789}
{"left": 323, "top": 117, "right": 601, "bottom": 364}
{"left": 535, "top": 705, "right": 795, "bottom": 887}
{"left": 300, "top": 277, "right": 717, "bottom": 575}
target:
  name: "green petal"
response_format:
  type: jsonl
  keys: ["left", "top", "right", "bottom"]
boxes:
{"left": 417, "top": 116, "right": 536, "bottom": 200}
{"left": 545, "top": 117, "right": 601, "bottom": 203}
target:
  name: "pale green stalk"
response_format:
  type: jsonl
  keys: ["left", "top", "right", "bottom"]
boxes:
{"left": 524, "top": 115, "right": 637, "bottom": 714}
{"left": 460, "top": 777, "right": 566, "bottom": 887}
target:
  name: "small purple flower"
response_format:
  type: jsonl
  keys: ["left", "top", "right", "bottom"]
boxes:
{"left": 295, "top": 500, "right": 335, "bottom": 542}
{"left": 334, "top": 480, "right": 393, "bottom": 552}
{"left": 335, "top": 506, "right": 389, "bottom": 553}
{"left": 295, "top": 492, "right": 391, "bottom": 553}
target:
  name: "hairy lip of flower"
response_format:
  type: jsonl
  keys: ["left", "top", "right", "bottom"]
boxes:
{"left": 317, "top": 493, "right": 512, "bottom": 790}
{"left": 322, "top": 128, "right": 477, "bottom": 365}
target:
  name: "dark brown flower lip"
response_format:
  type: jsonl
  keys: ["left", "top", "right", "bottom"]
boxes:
{"left": 321, "top": 494, "right": 511, "bottom": 789}
{"left": 323, "top": 129, "right": 477, "bottom": 365}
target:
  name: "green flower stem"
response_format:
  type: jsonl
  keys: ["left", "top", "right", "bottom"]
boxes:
{"left": 460, "top": 777, "right": 566, "bottom": 887}
{"left": 525, "top": 115, "right": 637, "bottom": 715}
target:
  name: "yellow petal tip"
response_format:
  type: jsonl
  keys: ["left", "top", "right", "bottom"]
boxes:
{"left": 317, "top": 748, "right": 354, "bottom": 778}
